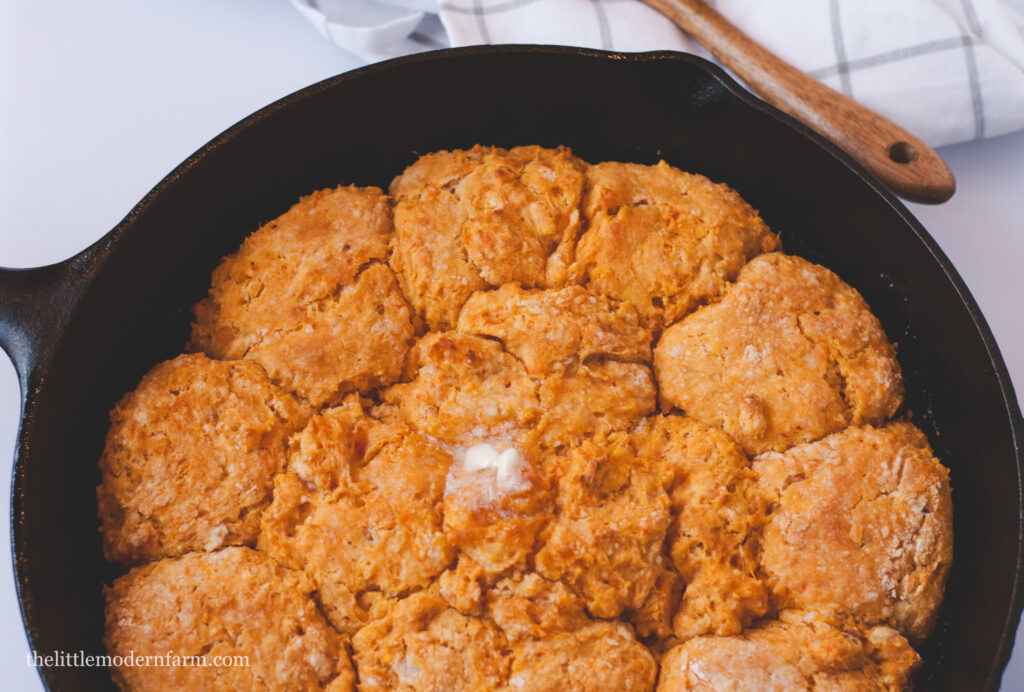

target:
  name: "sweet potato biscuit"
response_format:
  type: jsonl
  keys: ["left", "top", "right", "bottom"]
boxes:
{"left": 486, "top": 572, "right": 591, "bottom": 640}
{"left": 457, "top": 283, "right": 652, "bottom": 374}
{"left": 533, "top": 360, "right": 657, "bottom": 451}
{"left": 505, "top": 621, "right": 658, "bottom": 692}
{"left": 569, "top": 161, "right": 778, "bottom": 329}
{"left": 437, "top": 557, "right": 493, "bottom": 615}
{"left": 753, "top": 422, "right": 953, "bottom": 641}
{"left": 104, "top": 547, "right": 355, "bottom": 692}
{"left": 635, "top": 415, "right": 769, "bottom": 640}
{"left": 97, "top": 354, "right": 309, "bottom": 566}
{"left": 351, "top": 590, "right": 509, "bottom": 692}
{"left": 191, "top": 185, "right": 416, "bottom": 406}
{"left": 389, "top": 145, "right": 586, "bottom": 329}
{"left": 655, "top": 253, "right": 903, "bottom": 455}
{"left": 455, "top": 284, "right": 657, "bottom": 449}
{"left": 657, "top": 611, "right": 918, "bottom": 691}
{"left": 387, "top": 330, "right": 655, "bottom": 453}
{"left": 443, "top": 448, "right": 552, "bottom": 575}
{"left": 386, "top": 331, "right": 540, "bottom": 446}
{"left": 657, "top": 610, "right": 919, "bottom": 691}
{"left": 535, "top": 435, "right": 672, "bottom": 619}
{"left": 259, "top": 398, "right": 454, "bottom": 633}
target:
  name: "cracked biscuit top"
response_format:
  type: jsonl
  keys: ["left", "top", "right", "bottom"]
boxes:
{"left": 655, "top": 252, "right": 904, "bottom": 455}
{"left": 753, "top": 422, "right": 952, "bottom": 641}
{"left": 351, "top": 590, "right": 509, "bottom": 692}
{"left": 389, "top": 145, "right": 586, "bottom": 329}
{"left": 386, "top": 289, "right": 656, "bottom": 453}
{"left": 657, "top": 610, "right": 919, "bottom": 691}
{"left": 97, "top": 353, "right": 309, "bottom": 566}
{"left": 191, "top": 185, "right": 416, "bottom": 406}
{"left": 634, "top": 415, "right": 769, "bottom": 640}
{"left": 534, "top": 434, "right": 672, "bottom": 620}
{"left": 100, "top": 146, "right": 951, "bottom": 692}
{"left": 568, "top": 161, "right": 779, "bottom": 329}
{"left": 104, "top": 547, "right": 355, "bottom": 691}
{"left": 259, "top": 397, "right": 455, "bottom": 634}
{"left": 457, "top": 283, "right": 652, "bottom": 375}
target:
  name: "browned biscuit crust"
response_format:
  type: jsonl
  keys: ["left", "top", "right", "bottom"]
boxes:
{"left": 351, "top": 590, "right": 509, "bottom": 692}
{"left": 655, "top": 253, "right": 903, "bottom": 455}
{"left": 259, "top": 397, "right": 454, "bottom": 634}
{"left": 97, "top": 354, "right": 309, "bottom": 566}
{"left": 453, "top": 283, "right": 658, "bottom": 450}
{"left": 485, "top": 572, "right": 591, "bottom": 640}
{"left": 535, "top": 435, "right": 672, "bottom": 619}
{"left": 385, "top": 331, "right": 539, "bottom": 446}
{"left": 753, "top": 422, "right": 953, "bottom": 641}
{"left": 457, "top": 283, "right": 652, "bottom": 374}
{"left": 386, "top": 325, "right": 655, "bottom": 453}
{"left": 104, "top": 547, "right": 354, "bottom": 692}
{"left": 389, "top": 145, "right": 587, "bottom": 329}
{"left": 533, "top": 359, "right": 657, "bottom": 452}
{"left": 656, "top": 610, "right": 919, "bottom": 691}
{"left": 635, "top": 415, "right": 768, "bottom": 640}
{"left": 443, "top": 452, "right": 552, "bottom": 576}
{"left": 569, "top": 161, "right": 778, "bottom": 329}
{"left": 505, "top": 621, "right": 658, "bottom": 692}
{"left": 191, "top": 185, "right": 416, "bottom": 406}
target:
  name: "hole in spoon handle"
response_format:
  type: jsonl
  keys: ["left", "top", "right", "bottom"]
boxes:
{"left": 888, "top": 142, "right": 917, "bottom": 165}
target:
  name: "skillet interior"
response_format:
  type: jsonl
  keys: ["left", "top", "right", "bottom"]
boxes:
{"left": 3, "top": 46, "right": 1022, "bottom": 691}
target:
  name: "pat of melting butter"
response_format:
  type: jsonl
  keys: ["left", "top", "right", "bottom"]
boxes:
{"left": 463, "top": 443, "right": 524, "bottom": 488}
{"left": 445, "top": 442, "right": 530, "bottom": 503}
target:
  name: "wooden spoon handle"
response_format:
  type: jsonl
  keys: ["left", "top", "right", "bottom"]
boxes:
{"left": 641, "top": 0, "right": 956, "bottom": 203}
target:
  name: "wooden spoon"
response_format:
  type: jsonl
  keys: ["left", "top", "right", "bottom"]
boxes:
{"left": 641, "top": 0, "right": 956, "bottom": 203}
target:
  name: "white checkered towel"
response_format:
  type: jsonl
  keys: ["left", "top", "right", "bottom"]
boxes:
{"left": 291, "top": 0, "right": 1024, "bottom": 147}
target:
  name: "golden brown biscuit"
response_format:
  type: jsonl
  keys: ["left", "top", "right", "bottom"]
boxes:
{"left": 753, "top": 422, "right": 953, "bottom": 641}
{"left": 191, "top": 185, "right": 416, "bottom": 406}
{"left": 655, "top": 253, "right": 903, "bottom": 455}
{"left": 386, "top": 331, "right": 540, "bottom": 446}
{"left": 635, "top": 415, "right": 768, "bottom": 640}
{"left": 656, "top": 610, "right": 919, "bottom": 691}
{"left": 532, "top": 360, "right": 657, "bottom": 451}
{"left": 351, "top": 590, "right": 509, "bottom": 692}
{"left": 535, "top": 435, "right": 672, "bottom": 619}
{"left": 97, "top": 354, "right": 309, "bottom": 566}
{"left": 455, "top": 283, "right": 658, "bottom": 450}
{"left": 505, "top": 621, "right": 658, "bottom": 692}
{"left": 486, "top": 572, "right": 591, "bottom": 640}
{"left": 389, "top": 145, "right": 586, "bottom": 329}
{"left": 259, "top": 397, "right": 453, "bottom": 633}
{"left": 443, "top": 448, "right": 552, "bottom": 576}
{"left": 387, "top": 329, "right": 656, "bottom": 454}
{"left": 569, "top": 161, "right": 778, "bottom": 329}
{"left": 457, "top": 283, "right": 652, "bottom": 374}
{"left": 104, "top": 547, "right": 354, "bottom": 692}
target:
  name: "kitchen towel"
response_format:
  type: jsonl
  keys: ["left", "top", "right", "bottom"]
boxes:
{"left": 290, "top": 0, "right": 1024, "bottom": 147}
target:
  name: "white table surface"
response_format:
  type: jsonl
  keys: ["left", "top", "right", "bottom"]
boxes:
{"left": 2, "top": 1, "right": 1022, "bottom": 689}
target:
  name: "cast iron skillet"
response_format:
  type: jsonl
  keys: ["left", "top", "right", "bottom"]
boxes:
{"left": 1, "top": 45, "right": 1021, "bottom": 691}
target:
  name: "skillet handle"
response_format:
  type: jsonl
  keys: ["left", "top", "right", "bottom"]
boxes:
{"left": 0, "top": 244, "right": 107, "bottom": 389}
